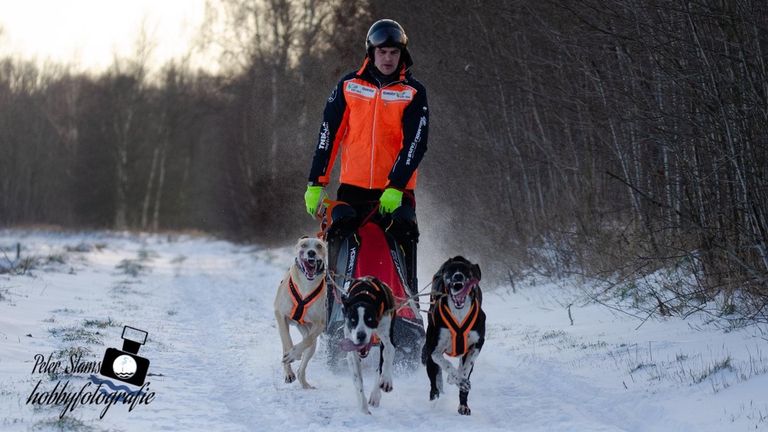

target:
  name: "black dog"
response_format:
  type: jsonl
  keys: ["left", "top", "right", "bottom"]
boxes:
{"left": 422, "top": 256, "right": 485, "bottom": 415}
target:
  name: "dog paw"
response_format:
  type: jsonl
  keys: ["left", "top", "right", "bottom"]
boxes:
{"left": 459, "top": 378, "right": 471, "bottom": 392}
{"left": 368, "top": 393, "right": 381, "bottom": 408}
{"left": 378, "top": 375, "right": 393, "bottom": 393}
{"left": 300, "top": 382, "right": 316, "bottom": 390}
{"left": 284, "top": 372, "right": 296, "bottom": 384}
{"left": 282, "top": 348, "right": 302, "bottom": 364}
{"left": 429, "top": 389, "right": 440, "bottom": 401}
{"left": 458, "top": 404, "right": 471, "bottom": 416}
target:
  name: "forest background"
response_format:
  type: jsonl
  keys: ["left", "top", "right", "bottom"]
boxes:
{"left": 1, "top": 0, "right": 766, "bottom": 325}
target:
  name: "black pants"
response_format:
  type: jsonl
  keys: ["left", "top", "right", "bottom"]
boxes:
{"left": 336, "top": 184, "right": 415, "bottom": 216}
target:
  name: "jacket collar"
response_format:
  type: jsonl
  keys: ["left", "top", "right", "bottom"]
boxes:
{"left": 356, "top": 57, "right": 408, "bottom": 86}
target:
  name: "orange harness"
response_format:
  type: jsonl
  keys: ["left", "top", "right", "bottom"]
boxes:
{"left": 346, "top": 277, "right": 390, "bottom": 344}
{"left": 438, "top": 298, "right": 479, "bottom": 357}
{"left": 288, "top": 276, "right": 325, "bottom": 325}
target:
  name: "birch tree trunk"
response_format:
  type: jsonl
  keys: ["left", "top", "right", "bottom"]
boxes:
{"left": 141, "top": 147, "right": 160, "bottom": 229}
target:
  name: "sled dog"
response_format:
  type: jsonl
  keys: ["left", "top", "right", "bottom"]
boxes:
{"left": 274, "top": 236, "right": 328, "bottom": 389}
{"left": 339, "top": 276, "right": 396, "bottom": 414}
{"left": 422, "top": 256, "right": 486, "bottom": 415}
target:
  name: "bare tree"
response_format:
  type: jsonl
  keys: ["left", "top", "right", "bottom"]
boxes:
{"left": 3, "top": 1, "right": 766, "bottom": 323}
{"left": 106, "top": 23, "right": 156, "bottom": 230}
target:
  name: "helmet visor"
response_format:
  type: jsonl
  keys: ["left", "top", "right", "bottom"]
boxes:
{"left": 367, "top": 26, "right": 407, "bottom": 48}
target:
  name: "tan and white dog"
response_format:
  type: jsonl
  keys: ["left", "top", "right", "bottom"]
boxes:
{"left": 274, "top": 236, "right": 328, "bottom": 389}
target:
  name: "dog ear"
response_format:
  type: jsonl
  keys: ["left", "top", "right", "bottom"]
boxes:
{"left": 472, "top": 263, "right": 482, "bottom": 280}
{"left": 431, "top": 273, "right": 445, "bottom": 294}
{"left": 437, "top": 259, "right": 451, "bottom": 277}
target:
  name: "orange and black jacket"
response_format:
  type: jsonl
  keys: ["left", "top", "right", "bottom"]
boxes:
{"left": 308, "top": 59, "right": 429, "bottom": 191}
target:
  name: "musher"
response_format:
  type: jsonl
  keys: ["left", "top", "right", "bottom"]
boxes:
{"left": 303, "top": 18, "right": 429, "bottom": 294}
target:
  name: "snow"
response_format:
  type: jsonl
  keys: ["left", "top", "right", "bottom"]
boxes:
{"left": 1, "top": 229, "right": 766, "bottom": 431}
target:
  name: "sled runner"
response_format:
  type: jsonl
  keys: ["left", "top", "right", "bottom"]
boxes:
{"left": 320, "top": 200, "right": 425, "bottom": 368}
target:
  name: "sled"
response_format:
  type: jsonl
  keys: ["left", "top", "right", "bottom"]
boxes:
{"left": 320, "top": 200, "right": 425, "bottom": 369}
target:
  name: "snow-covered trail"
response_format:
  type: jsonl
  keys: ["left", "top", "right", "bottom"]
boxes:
{"left": 139, "top": 238, "right": 641, "bottom": 432}
{"left": 1, "top": 231, "right": 766, "bottom": 431}
{"left": 142, "top": 240, "right": 524, "bottom": 432}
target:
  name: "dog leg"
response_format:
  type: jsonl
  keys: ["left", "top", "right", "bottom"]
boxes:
{"left": 431, "top": 351, "right": 460, "bottom": 387}
{"left": 458, "top": 388, "right": 471, "bottom": 415}
{"left": 297, "top": 322, "right": 324, "bottom": 389}
{"left": 297, "top": 339, "right": 317, "bottom": 389}
{"left": 457, "top": 353, "right": 477, "bottom": 416}
{"left": 369, "top": 316, "right": 395, "bottom": 408}
{"left": 368, "top": 380, "right": 382, "bottom": 408}
{"left": 275, "top": 310, "right": 296, "bottom": 383}
{"left": 283, "top": 341, "right": 303, "bottom": 364}
{"left": 426, "top": 354, "right": 441, "bottom": 400}
{"left": 377, "top": 316, "right": 395, "bottom": 392}
{"left": 458, "top": 348, "right": 480, "bottom": 382}
{"left": 347, "top": 351, "right": 370, "bottom": 415}
{"left": 368, "top": 345, "right": 383, "bottom": 408}
{"left": 423, "top": 324, "right": 443, "bottom": 399}
{"left": 284, "top": 317, "right": 324, "bottom": 364}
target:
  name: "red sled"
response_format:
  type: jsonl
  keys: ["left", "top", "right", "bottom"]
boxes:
{"left": 322, "top": 202, "right": 424, "bottom": 368}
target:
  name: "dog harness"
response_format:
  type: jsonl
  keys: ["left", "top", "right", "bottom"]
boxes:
{"left": 347, "top": 277, "right": 393, "bottom": 320}
{"left": 438, "top": 297, "right": 480, "bottom": 357}
{"left": 288, "top": 276, "right": 325, "bottom": 325}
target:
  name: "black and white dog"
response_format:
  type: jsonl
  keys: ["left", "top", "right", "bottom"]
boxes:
{"left": 339, "top": 276, "right": 396, "bottom": 415}
{"left": 422, "top": 256, "right": 485, "bottom": 415}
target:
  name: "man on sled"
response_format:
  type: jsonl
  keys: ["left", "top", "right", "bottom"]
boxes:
{"left": 303, "top": 19, "right": 429, "bottom": 366}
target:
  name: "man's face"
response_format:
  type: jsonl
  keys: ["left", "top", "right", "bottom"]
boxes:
{"left": 373, "top": 47, "right": 401, "bottom": 76}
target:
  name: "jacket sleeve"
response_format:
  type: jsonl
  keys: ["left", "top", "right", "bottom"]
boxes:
{"left": 388, "top": 82, "right": 429, "bottom": 190}
{"left": 308, "top": 77, "right": 349, "bottom": 185}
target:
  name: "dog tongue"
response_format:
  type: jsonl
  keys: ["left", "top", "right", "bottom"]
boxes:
{"left": 339, "top": 338, "right": 366, "bottom": 352}
{"left": 453, "top": 292, "right": 467, "bottom": 306}
{"left": 453, "top": 279, "right": 478, "bottom": 306}
{"left": 302, "top": 259, "right": 317, "bottom": 279}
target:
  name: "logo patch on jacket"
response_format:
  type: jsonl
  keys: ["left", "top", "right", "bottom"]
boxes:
{"left": 381, "top": 89, "right": 414, "bottom": 101}
{"left": 345, "top": 82, "right": 376, "bottom": 98}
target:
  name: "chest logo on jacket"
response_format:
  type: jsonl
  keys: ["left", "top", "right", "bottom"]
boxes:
{"left": 381, "top": 89, "right": 414, "bottom": 102}
{"left": 345, "top": 82, "right": 376, "bottom": 99}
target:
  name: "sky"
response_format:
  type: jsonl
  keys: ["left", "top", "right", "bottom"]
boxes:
{"left": 0, "top": 0, "right": 208, "bottom": 72}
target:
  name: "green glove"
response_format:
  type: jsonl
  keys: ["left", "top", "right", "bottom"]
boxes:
{"left": 304, "top": 185, "right": 324, "bottom": 217}
{"left": 379, "top": 188, "right": 403, "bottom": 214}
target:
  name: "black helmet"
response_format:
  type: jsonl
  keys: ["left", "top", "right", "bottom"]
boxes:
{"left": 365, "top": 19, "right": 413, "bottom": 68}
